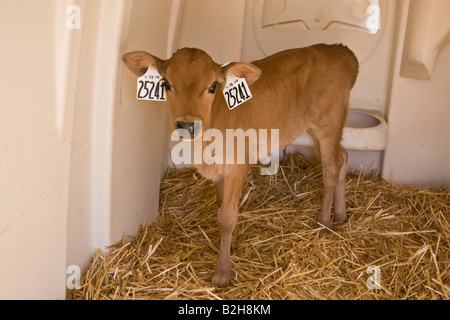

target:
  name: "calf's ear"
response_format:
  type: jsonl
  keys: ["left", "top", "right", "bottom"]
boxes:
{"left": 122, "top": 51, "right": 165, "bottom": 77}
{"left": 221, "top": 62, "right": 262, "bottom": 86}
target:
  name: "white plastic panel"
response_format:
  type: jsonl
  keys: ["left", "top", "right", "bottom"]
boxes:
{"left": 262, "top": 0, "right": 380, "bottom": 34}
{"left": 174, "top": 0, "right": 247, "bottom": 62}
{"left": 0, "top": 0, "right": 77, "bottom": 299}
{"left": 245, "top": 0, "right": 392, "bottom": 70}
{"left": 67, "top": 0, "right": 173, "bottom": 277}
{"left": 400, "top": 0, "right": 450, "bottom": 80}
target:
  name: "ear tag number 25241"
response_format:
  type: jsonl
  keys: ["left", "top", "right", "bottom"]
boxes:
{"left": 222, "top": 76, "right": 252, "bottom": 110}
{"left": 136, "top": 68, "right": 166, "bottom": 101}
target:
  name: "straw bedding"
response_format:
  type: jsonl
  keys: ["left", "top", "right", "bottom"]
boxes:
{"left": 69, "top": 154, "right": 449, "bottom": 300}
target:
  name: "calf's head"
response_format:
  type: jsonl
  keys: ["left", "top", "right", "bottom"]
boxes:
{"left": 123, "top": 48, "right": 261, "bottom": 139}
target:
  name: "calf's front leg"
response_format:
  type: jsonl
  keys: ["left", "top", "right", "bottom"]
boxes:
{"left": 215, "top": 178, "right": 224, "bottom": 208}
{"left": 212, "top": 167, "right": 248, "bottom": 287}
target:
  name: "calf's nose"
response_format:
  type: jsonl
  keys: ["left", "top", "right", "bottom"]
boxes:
{"left": 175, "top": 121, "right": 199, "bottom": 139}
{"left": 175, "top": 121, "right": 194, "bottom": 131}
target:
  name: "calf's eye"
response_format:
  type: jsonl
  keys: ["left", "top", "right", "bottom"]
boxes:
{"left": 208, "top": 81, "right": 218, "bottom": 94}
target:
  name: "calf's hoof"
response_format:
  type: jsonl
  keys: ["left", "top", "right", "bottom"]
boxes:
{"left": 212, "top": 263, "right": 231, "bottom": 288}
{"left": 317, "top": 214, "right": 331, "bottom": 234}
{"left": 317, "top": 215, "right": 331, "bottom": 229}
{"left": 334, "top": 212, "right": 347, "bottom": 223}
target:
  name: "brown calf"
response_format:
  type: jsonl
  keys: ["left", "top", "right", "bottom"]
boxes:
{"left": 123, "top": 44, "right": 359, "bottom": 287}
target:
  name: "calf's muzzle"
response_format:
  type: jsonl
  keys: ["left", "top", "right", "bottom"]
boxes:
{"left": 175, "top": 120, "right": 202, "bottom": 140}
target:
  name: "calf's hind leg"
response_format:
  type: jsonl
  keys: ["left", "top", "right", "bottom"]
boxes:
{"left": 313, "top": 127, "right": 347, "bottom": 228}
{"left": 333, "top": 145, "right": 348, "bottom": 223}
